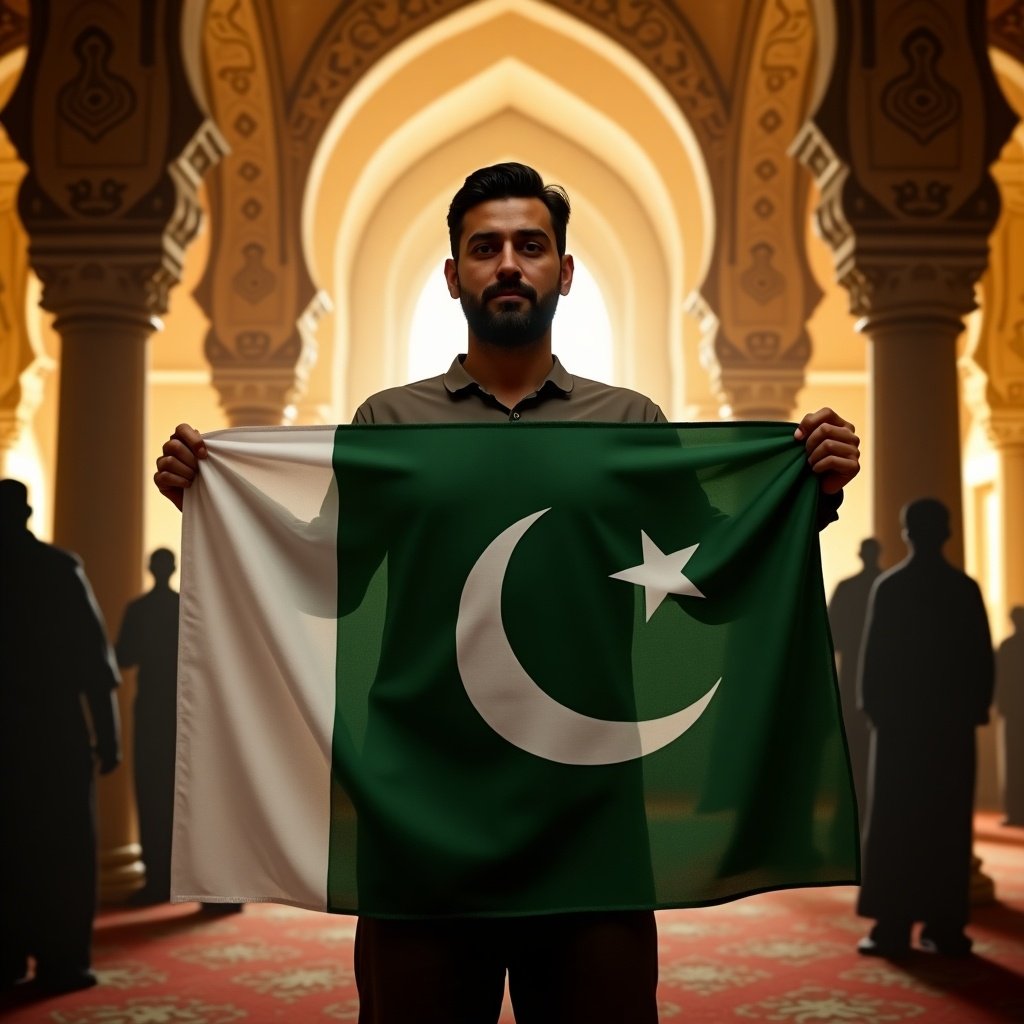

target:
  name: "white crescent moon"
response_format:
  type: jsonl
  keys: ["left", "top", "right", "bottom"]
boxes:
{"left": 455, "top": 508, "right": 721, "bottom": 766}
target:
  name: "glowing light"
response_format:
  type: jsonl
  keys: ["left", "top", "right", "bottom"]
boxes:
{"left": 408, "top": 258, "right": 614, "bottom": 384}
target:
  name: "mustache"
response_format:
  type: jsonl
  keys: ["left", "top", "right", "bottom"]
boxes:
{"left": 482, "top": 282, "right": 537, "bottom": 303}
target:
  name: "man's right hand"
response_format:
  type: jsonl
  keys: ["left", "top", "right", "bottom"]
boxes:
{"left": 154, "top": 423, "right": 207, "bottom": 512}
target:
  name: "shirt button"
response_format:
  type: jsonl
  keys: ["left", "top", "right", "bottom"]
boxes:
{"left": 511, "top": 412, "right": 521, "bottom": 420}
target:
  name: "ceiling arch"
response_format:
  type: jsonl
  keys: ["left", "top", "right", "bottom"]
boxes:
{"left": 302, "top": 0, "right": 714, "bottom": 418}
{"left": 286, "top": 0, "right": 728, "bottom": 169}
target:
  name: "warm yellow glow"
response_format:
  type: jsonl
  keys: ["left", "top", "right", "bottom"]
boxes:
{"left": 301, "top": 0, "right": 712, "bottom": 421}
{"left": 408, "top": 257, "right": 614, "bottom": 385}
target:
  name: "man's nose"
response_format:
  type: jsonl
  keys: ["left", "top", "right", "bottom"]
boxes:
{"left": 496, "top": 243, "right": 522, "bottom": 279}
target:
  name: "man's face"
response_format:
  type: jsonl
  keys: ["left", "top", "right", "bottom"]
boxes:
{"left": 444, "top": 197, "right": 573, "bottom": 348}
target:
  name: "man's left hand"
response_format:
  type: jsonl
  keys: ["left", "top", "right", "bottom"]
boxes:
{"left": 795, "top": 408, "right": 860, "bottom": 495}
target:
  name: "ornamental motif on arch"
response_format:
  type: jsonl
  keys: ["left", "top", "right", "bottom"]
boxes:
{"left": 208, "top": 0, "right": 258, "bottom": 96}
{"left": 558, "top": 0, "right": 727, "bottom": 150}
{"left": 745, "top": 0, "right": 814, "bottom": 180}
{"left": 734, "top": 0, "right": 814, "bottom": 315}
{"left": 758, "top": 0, "right": 811, "bottom": 93}
{"left": 288, "top": 0, "right": 464, "bottom": 146}
{"left": 989, "top": 0, "right": 1024, "bottom": 65}
{"left": 204, "top": 0, "right": 278, "bottom": 283}
{"left": 204, "top": 1, "right": 270, "bottom": 166}
{"left": 0, "top": 1, "right": 28, "bottom": 58}
{"left": 285, "top": 0, "right": 728, "bottom": 160}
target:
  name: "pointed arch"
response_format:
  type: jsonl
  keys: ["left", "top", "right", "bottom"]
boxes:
{"left": 301, "top": 0, "right": 714, "bottom": 418}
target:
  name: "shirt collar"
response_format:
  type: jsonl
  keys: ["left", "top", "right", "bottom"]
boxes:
{"left": 442, "top": 354, "right": 575, "bottom": 398}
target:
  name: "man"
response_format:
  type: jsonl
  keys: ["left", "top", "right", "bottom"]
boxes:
{"left": 0, "top": 479, "right": 121, "bottom": 995}
{"left": 996, "top": 606, "right": 1024, "bottom": 826}
{"left": 116, "top": 549, "right": 181, "bottom": 905}
{"left": 828, "top": 537, "right": 883, "bottom": 813}
{"left": 155, "top": 163, "right": 860, "bottom": 1023}
{"left": 857, "top": 498, "right": 994, "bottom": 958}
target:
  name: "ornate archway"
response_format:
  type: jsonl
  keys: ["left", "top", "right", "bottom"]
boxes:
{"left": 300, "top": 0, "right": 715, "bottom": 419}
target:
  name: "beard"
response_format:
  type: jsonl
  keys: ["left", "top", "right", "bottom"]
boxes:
{"left": 459, "top": 280, "right": 561, "bottom": 349}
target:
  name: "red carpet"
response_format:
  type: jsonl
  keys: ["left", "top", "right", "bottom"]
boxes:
{"left": 3, "top": 815, "right": 1022, "bottom": 1022}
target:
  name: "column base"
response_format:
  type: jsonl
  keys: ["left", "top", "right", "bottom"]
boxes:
{"left": 99, "top": 843, "right": 145, "bottom": 905}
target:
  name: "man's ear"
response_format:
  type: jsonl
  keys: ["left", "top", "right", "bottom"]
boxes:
{"left": 559, "top": 253, "right": 574, "bottom": 296}
{"left": 444, "top": 258, "right": 460, "bottom": 299}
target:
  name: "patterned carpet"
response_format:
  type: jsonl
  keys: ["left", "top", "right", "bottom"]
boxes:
{"left": 3, "top": 815, "right": 1022, "bottom": 1023}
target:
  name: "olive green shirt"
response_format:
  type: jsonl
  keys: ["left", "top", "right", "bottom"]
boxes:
{"left": 352, "top": 355, "right": 841, "bottom": 526}
{"left": 353, "top": 356, "right": 665, "bottom": 424}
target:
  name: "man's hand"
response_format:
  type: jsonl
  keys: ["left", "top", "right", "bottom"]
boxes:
{"left": 795, "top": 408, "right": 860, "bottom": 495}
{"left": 154, "top": 423, "right": 207, "bottom": 512}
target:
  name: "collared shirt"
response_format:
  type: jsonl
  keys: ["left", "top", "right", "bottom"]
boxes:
{"left": 353, "top": 356, "right": 665, "bottom": 425}
{"left": 352, "top": 355, "right": 841, "bottom": 526}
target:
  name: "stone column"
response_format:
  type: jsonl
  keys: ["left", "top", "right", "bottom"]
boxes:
{"left": 962, "top": 142, "right": 1024, "bottom": 625}
{"left": 793, "top": 0, "right": 1017, "bottom": 906}
{"left": 793, "top": 0, "right": 1016, "bottom": 567}
{"left": 0, "top": 0, "right": 224, "bottom": 900}
{"left": 961, "top": 133, "right": 1024, "bottom": 828}
{"left": 993, "top": 426, "right": 1024, "bottom": 617}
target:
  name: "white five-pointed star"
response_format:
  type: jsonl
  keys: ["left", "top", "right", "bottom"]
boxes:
{"left": 609, "top": 531, "right": 705, "bottom": 621}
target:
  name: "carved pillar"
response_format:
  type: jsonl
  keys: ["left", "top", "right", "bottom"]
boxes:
{"left": 0, "top": 87, "right": 52, "bottom": 479}
{"left": 197, "top": 0, "right": 323, "bottom": 428}
{"left": 0, "top": 0, "right": 224, "bottom": 901}
{"left": 695, "top": 0, "right": 820, "bottom": 420}
{"left": 962, "top": 140, "right": 1024, "bottom": 631}
{"left": 793, "top": 0, "right": 1016, "bottom": 567}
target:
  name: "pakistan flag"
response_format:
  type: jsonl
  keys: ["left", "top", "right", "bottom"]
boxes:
{"left": 173, "top": 422, "right": 858, "bottom": 917}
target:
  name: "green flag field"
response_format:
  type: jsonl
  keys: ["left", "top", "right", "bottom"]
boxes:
{"left": 173, "top": 422, "right": 858, "bottom": 917}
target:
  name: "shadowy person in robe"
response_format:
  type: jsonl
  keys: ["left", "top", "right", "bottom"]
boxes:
{"left": 996, "top": 606, "right": 1024, "bottom": 827}
{"left": 828, "top": 537, "right": 882, "bottom": 815}
{"left": 116, "top": 548, "right": 180, "bottom": 905}
{"left": 0, "top": 479, "right": 121, "bottom": 995}
{"left": 856, "top": 498, "right": 994, "bottom": 958}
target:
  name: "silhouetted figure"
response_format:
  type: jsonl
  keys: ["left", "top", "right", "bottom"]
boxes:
{"left": 116, "top": 549, "right": 180, "bottom": 905}
{"left": 0, "top": 479, "right": 121, "bottom": 994}
{"left": 828, "top": 538, "right": 882, "bottom": 814}
{"left": 856, "top": 499, "right": 994, "bottom": 958}
{"left": 996, "top": 607, "right": 1024, "bottom": 826}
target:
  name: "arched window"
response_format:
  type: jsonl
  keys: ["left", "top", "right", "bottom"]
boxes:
{"left": 408, "top": 257, "right": 614, "bottom": 385}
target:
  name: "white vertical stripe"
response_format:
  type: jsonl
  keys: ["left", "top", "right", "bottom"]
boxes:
{"left": 173, "top": 426, "right": 338, "bottom": 911}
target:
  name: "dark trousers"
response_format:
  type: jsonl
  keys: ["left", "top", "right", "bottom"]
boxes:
{"left": 355, "top": 910, "right": 659, "bottom": 1024}
{"left": 0, "top": 765, "right": 96, "bottom": 982}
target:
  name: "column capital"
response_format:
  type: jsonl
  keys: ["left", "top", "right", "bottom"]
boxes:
{"left": 0, "top": 1, "right": 226, "bottom": 326}
{"left": 985, "top": 411, "right": 1024, "bottom": 450}
{"left": 205, "top": 291, "right": 326, "bottom": 425}
{"left": 690, "top": 291, "right": 809, "bottom": 420}
{"left": 793, "top": 0, "right": 1017, "bottom": 330}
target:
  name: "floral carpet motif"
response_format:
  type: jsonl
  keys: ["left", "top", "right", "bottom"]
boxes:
{"left": 732, "top": 986, "right": 926, "bottom": 1021}
{"left": 170, "top": 942, "right": 303, "bottom": 971}
{"left": 1, "top": 815, "right": 1021, "bottom": 1022}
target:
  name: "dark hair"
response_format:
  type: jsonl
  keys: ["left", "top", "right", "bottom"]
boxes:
{"left": 447, "top": 162, "right": 571, "bottom": 260}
